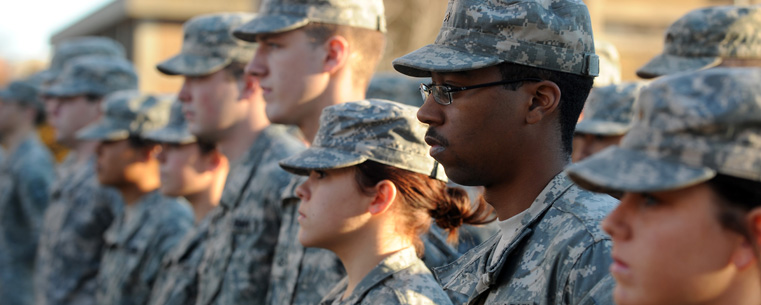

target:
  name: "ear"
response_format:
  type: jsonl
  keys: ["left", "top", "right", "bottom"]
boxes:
{"left": 322, "top": 35, "right": 350, "bottom": 74}
{"left": 140, "top": 144, "right": 161, "bottom": 162}
{"left": 525, "top": 81, "right": 561, "bottom": 125}
{"left": 733, "top": 208, "right": 761, "bottom": 269}
{"left": 204, "top": 151, "right": 224, "bottom": 172}
{"left": 368, "top": 180, "right": 398, "bottom": 216}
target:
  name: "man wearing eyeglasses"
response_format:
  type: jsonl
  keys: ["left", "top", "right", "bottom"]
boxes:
{"left": 393, "top": 0, "right": 618, "bottom": 304}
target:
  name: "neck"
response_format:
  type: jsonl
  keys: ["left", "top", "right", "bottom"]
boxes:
{"left": 299, "top": 77, "right": 366, "bottom": 143}
{"left": 118, "top": 184, "right": 155, "bottom": 205}
{"left": 184, "top": 190, "right": 218, "bottom": 223}
{"left": 0, "top": 123, "right": 33, "bottom": 154}
{"left": 71, "top": 140, "right": 98, "bottom": 165}
{"left": 330, "top": 223, "right": 410, "bottom": 300}
{"left": 119, "top": 171, "right": 161, "bottom": 205}
{"left": 484, "top": 148, "right": 567, "bottom": 220}
{"left": 216, "top": 117, "right": 267, "bottom": 163}
{"left": 707, "top": 266, "right": 761, "bottom": 305}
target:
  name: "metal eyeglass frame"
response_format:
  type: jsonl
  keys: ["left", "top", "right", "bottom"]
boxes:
{"left": 420, "top": 78, "right": 543, "bottom": 105}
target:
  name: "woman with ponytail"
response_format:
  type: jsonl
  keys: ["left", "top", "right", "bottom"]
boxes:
{"left": 279, "top": 99, "right": 494, "bottom": 305}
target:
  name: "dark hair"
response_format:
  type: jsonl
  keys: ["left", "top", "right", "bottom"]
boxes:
{"left": 223, "top": 62, "right": 247, "bottom": 81}
{"left": 707, "top": 174, "right": 761, "bottom": 261}
{"left": 127, "top": 135, "right": 155, "bottom": 148}
{"left": 301, "top": 22, "right": 386, "bottom": 88}
{"left": 353, "top": 160, "right": 495, "bottom": 256}
{"left": 197, "top": 140, "right": 217, "bottom": 155}
{"left": 497, "top": 62, "right": 594, "bottom": 156}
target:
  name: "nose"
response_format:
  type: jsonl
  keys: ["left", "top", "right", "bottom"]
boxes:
{"left": 246, "top": 48, "right": 268, "bottom": 79}
{"left": 295, "top": 179, "right": 310, "bottom": 201}
{"left": 417, "top": 93, "right": 444, "bottom": 126}
{"left": 178, "top": 79, "right": 191, "bottom": 103}
{"left": 601, "top": 193, "right": 633, "bottom": 241}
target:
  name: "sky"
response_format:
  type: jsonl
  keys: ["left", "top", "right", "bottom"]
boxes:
{"left": 0, "top": 0, "right": 113, "bottom": 62}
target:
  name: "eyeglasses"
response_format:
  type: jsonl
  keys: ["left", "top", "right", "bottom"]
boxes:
{"left": 420, "top": 78, "right": 543, "bottom": 105}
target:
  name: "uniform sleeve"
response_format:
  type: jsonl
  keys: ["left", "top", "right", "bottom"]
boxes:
{"left": 16, "top": 164, "right": 54, "bottom": 236}
{"left": 564, "top": 239, "right": 615, "bottom": 305}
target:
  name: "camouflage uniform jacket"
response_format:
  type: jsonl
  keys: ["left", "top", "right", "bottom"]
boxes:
{"left": 96, "top": 191, "right": 193, "bottom": 305}
{"left": 195, "top": 125, "right": 305, "bottom": 305}
{"left": 266, "top": 177, "right": 461, "bottom": 305}
{"left": 34, "top": 155, "right": 123, "bottom": 305}
{"left": 0, "top": 134, "right": 55, "bottom": 305}
{"left": 319, "top": 247, "right": 454, "bottom": 305}
{"left": 434, "top": 173, "right": 617, "bottom": 305}
{"left": 147, "top": 216, "right": 211, "bottom": 305}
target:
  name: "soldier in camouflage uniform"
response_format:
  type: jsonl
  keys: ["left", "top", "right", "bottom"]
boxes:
{"left": 34, "top": 55, "right": 136, "bottom": 305}
{"left": 393, "top": 0, "right": 617, "bottom": 304}
{"left": 236, "top": 1, "right": 468, "bottom": 303}
{"left": 567, "top": 67, "right": 761, "bottom": 305}
{"left": 279, "top": 99, "right": 497, "bottom": 305}
{"left": 637, "top": 5, "right": 761, "bottom": 79}
{"left": 155, "top": 13, "right": 305, "bottom": 305}
{"left": 0, "top": 77, "right": 56, "bottom": 305}
{"left": 572, "top": 82, "right": 646, "bottom": 162}
{"left": 144, "top": 101, "right": 229, "bottom": 305}
{"left": 76, "top": 91, "right": 194, "bottom": 305}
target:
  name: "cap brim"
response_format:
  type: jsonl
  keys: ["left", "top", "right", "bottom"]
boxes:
{"left": 233, "top": 15, "right": 310, "bottom": 42}
{"left": 393, "top": 44, "right": 501, "bottom": 77}
{"left": 636, "top": 53, "right": 720, "bottom": 79}
{"left": 76, "top": 119, "right": 130, "bottom": 141}
{"left": 156, "top": 53, "right": 231, "bottom": 77}
{"left": 575, "top": 120, "right": 630, "bottom": 136}
{"left": 279, "top": 146, "right": 366, "bottom": 176}
{"left": 43, "top": 81, "right": 101, "bottom": 97}
{"left": 143, "top": 126, "right": 196, "bottom": 144}
{"left": 37, "top": 70, "right": 59, "bottom": 84}
{"left": 565, "top": 146, "right": 716, "bottom": 195}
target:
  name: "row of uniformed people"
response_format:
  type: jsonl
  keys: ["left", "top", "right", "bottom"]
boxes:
{"left": 1, "top": 1, "right": 761, "bottom": 305}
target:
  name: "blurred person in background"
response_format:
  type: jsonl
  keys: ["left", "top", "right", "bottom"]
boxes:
{"left": 637, "top": 5, "right": 761, "bottom": 79}
{"left": 567, "top": 67, "right": 761, "bottom": 305}
{"left": 34, "top": 55, "right": 136, "bottom": 305}
{"left": 572, "top": 82, "right": 646, "bottom": 163}
{"left": 0, "top": 76, "right": 55, "bottom": 305}
{"left": 279, "top": 100, "right": 495, "bottom": 305}
{"left": 155, "top": 13, "right": 304, "bottom": 305}
{"left": 76, "top": 91, "right": 193, "bottom": 305}
{"left": 145, "top": 101, "right": 229, "bottom": 305}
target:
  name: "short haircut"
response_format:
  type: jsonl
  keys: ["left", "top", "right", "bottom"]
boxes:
{"left": 497, "top": 62, "right": 594, "bottom": 156}
{"left": 302, "top": 22, "right": 386, "bottom": 88}
{"left": 223, "top": 61, "right": 247, "bottom": 81}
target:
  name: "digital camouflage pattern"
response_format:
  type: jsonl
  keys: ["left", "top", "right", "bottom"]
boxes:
{"left": 76, "top": 91, "right": 174, "bottom": 141}
{"left": 319, "top": 247, "right": 453, "bottom": 305}
{"left": 0, "top": 76, "right": 45, "bottom": 111}
{"left": 594, "top": 40, "right": 622, "bottom": 87}
{"left": 568, "top": 67, "right": 761, "bottom": 194}
{"left": 575, "top": 82, "right": 647, "bottom": 136}
{"left": 195, "top": 125, "right": 305, "bottom": 305}
{"left": 34, "top": 156, "right": 123, "bottom": 305}
{"left": 366, "top": 73, "right": 426, "bottom": 107}
{"left": 279, "top": 99, "right": 446, "bottom": 181}
{"left": 39, "top": 36, "right": 125, "bottom": 83}
{"left": 392, "top": 0, "right": 599, "bottom": 77}
{"left": 434, "top": 173, "right": 616, "bottom": 305}
{"left": 144, "top": 101, "right": 196, "bottom": 144}
{"left": 147, "top": 216, "right": 211, "bottom": 305}
{"left": 157, "top": 13, "right": 257, "bottom": 77}
{"left": 0, "top": 134, "right": 55, "bottom": 305}
{"left": 43, "top": 56, "right": 138, "bottom": 98}
{"left": 233, "top": 0, "right": 386, "bottom": 41}
{"left": 637, "top": 5, "right": 761, "bottom": 79}
{"left": 96, "top": 191, "right": 193, "bottom": 305}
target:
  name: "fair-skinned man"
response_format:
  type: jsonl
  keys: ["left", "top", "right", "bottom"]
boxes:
{"left": 0, "top": 77, "right": 55, "bottom": 305}
{"left": 156, "top": 13, "right": 305, "bottom": 305}
{"left": 393, "top": 0, "right": 617, "bottom": 304}
{"left": 35, "top": 55, "right": 135, "bottom": 305}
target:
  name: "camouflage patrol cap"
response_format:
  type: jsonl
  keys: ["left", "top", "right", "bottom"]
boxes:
{"left": 366, "top": 73, "right": 426, "bottom": 107}
{"left": 43, "top": 56, "right": 138, "bottom": 97}
{"left": 594, "top": 40, "right": 622, "bottom": 87}
{"left": 575, "top": 82, "right": 646, "bottom": 136}
{"left": 566, "top": 67, "right": 761, "bottom": 195}
{"left": 143, "top": 101, "right": 196, "bottom": 144}
{"left": 232, "top": 0, "right": 386, "bottom": 41}
{"left": 637, "top": 5, "right": 761, "bottom": 79}
{"left": 0, "top": 74, "right": 45, "bottom": 111}
{"left": 279, "top": 99, "right": 446, "bottom": 181}
{"left": 392, "top": 0, "right": 599, "bottom": 77}
{"left": 40, "top": 36, "right": 125, "bottom": 83}
{"left": 157, "top": 13, "right": 257, "bottom": 77}
{"left": 76, "top": 90, "right": 173, "bottom": 141}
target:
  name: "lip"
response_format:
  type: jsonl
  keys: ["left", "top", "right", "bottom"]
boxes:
{"left": 183, "top": 111, "right": 194, "bottom": 121}
{"left": 424, "top": 135, "right": 446, "bottom": 157}
{"left": 610, "top": 255, "right": 631, "bottom": 279}
{"left": 260, "top": 86, "right": 273, "bottom": 99}
{"left": 297, "top": 210, "right": 306, "bottom": 222}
